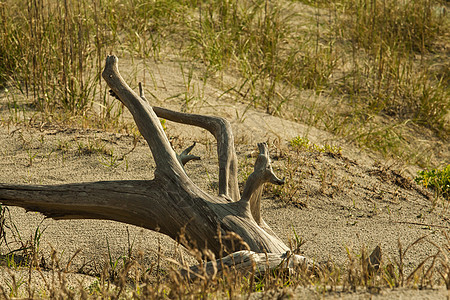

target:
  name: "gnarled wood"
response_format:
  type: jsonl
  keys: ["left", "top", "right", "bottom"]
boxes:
{"left": 0, "top": 55, "right": 308, "bottom": 273}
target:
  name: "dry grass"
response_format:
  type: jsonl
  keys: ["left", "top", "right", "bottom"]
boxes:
{"left": 1, "top": 0, "right": 448, "bottom": 167}
{"left": 0, "top": 0, "right": 449, "bottom": 298}
{"left": 0, "top": 217, "right": 448, "bottom": 299}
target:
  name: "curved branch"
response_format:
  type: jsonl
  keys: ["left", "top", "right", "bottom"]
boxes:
{"left": 102, "top": 56, "right": 184, "bottom": 179}
{"left": 153, "top": 107, "right": 239, "bottom": 201}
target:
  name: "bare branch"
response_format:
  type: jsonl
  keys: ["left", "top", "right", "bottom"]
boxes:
{"left": 177, "top": 142, "right": 201, "bottom": 166}
{"left": 183, "top": 250, "right": 309, "bottom": 280}
{"left": 139, "top": 81, "right": 239, "bottom": 201}
{"left": 102, "top": 56, "right": 184, "bottom": 178}
{"left": 240, "top": 143, "right": 284, "bottom": 224}
{"left": 153, "top": 107, "right": 239, "bottom": 201}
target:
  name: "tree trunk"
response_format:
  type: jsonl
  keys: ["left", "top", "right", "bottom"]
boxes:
{"left": 0, "top": 56, "right": 307, "bottom": 273}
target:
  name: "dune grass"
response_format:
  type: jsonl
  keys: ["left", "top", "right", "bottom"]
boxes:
{"left": 1, "top": 0, "right": 448, "bottom": 167}
{"left": 335, "top": 0, "right": 449, "bottom": 131}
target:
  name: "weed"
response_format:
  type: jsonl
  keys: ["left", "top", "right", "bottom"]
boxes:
{"left": 290, "top": 136, "right": 342, "bottom": 156}
{"left": 188, "top": 0, "right": 323, "bottom": 114}
{"left": 0, "top": 0, "right": 448, "bottom": 296}
{"left": 99, "top": 149, "right": 123, "bottom": 169}
{"left": 415, "top": 165, "right": 450, "bottom": 200}
{"left": 290, "top": 136, "right": 310, "bottom": 150}
{"left": 105, "top": 227, "right": 137, "bottom": 282}
{"left": 6, "top": 273, "right": 26, "bottom": 298}
{"left": 0, "top": 0, "right": 184, "bottom": 126}
{"left": 55, "top": 139, "right": 70, "bottom": 153}
{"left": 290, "top": 226, "right": 306, "bottom": 255}
{"left": 25, "top": 148, "right": 39, "bottom": 167}
{"left": 338, "top": 0, "right": 445, "bottom": 54}
{"left": 1, "top": 0, "right": 100, "bottom": 114}
{"left": 179, "top": 63, "right": 206, "bottom": 111}
{"left": 0, "top": 205, "right": 7, "bottom": 248}
{"left": 0, "top": 209, "right": 47, "bottom": 273}
{"left": 0, "top": 217, "right": 448, "bottom": 298}
{"left": 76, "top": 138, "right": 107, "bottom": 156}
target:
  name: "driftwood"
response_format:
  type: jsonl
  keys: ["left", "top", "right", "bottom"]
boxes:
{"left": 0, "top": 56, "right": 308, "bottom": 274}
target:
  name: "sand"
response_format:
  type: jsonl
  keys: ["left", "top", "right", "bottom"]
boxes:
{"left": 0, "top": 57, "right": 448, "bottom": 298}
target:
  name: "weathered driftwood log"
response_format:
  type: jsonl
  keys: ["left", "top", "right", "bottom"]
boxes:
{"left": 0, "top": 56, "right": 307, "bottom": 273}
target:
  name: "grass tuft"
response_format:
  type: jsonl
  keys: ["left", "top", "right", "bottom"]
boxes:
{"left": 415, "top": 165, "right": 450, "bottom": 200}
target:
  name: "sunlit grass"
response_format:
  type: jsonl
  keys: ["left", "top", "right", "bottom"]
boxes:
{"left": 0, "top": 211, "right": 448, "bottom": 298}
{"left": 0, "top": 0, "right": 448, "bottom": 165}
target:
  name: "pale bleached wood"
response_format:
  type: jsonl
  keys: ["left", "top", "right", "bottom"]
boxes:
{"left": 182, "top": 250, "right": 309, "bottom": 280}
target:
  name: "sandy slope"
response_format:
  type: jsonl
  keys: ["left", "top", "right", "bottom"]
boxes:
{"left": 0, "top": 58, "right": 448, "bottom": 298}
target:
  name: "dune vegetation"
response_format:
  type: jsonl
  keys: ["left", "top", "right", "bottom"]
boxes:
{"left": 0, "top": 0, "right": 449, "bottom": 298}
